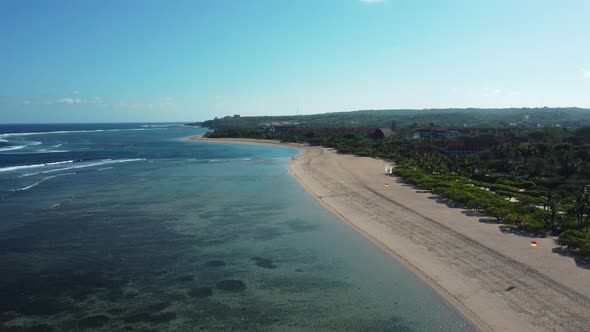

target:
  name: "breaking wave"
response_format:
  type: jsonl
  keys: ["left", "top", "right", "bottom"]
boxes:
{"left": 0, "top": 127, "right": 161, "bottom": 139}
{"left": 0, "top": 145, "right": 27, "bottom": 152}
{"left": 0, "top": 160, "right": 75, "bottom": 172}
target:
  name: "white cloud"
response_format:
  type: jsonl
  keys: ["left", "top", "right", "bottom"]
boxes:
{"left": 481, "top": 88, "right": 502, "bottom": 97}
{"left": 507, "top": 91, "right": 521, "bottom": 97}
{"left": 22, "top": 100, "right": 53, "bottom": 105}
{"left": 53, "top": 97, "right": 105, "bottom": 105}
{"left": 113, "top": 97, "right": 176, "bottom": 110}
{"left": 56, "top": 98, "right": 81, "bottom": 105}
{"left": 360, "top": 0, "right": 386, "bottom": 4}
{"left": 584, "top": 70, "right": 590, "bottom": 79}
{"left": 86, "top": 97, "right": 104, "bottom": 104}
{"left": 22, "top": 95, "right": 171, "bottom": 109}
{"left": 481, "top": 88, "right": 521, "bottom": 98}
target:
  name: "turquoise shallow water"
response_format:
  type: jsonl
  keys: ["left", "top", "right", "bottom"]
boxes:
{"left": 0, "top": 124, "right": 476, "bottom": 331}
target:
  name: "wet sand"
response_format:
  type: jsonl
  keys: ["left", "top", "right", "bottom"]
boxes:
{"left": 186, "top": 136, "right": 590, "bottom": 332}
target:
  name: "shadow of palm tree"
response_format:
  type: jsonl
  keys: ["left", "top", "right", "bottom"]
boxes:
{"left": 552, "top": 247, "right": 590, "bottom": 270}
{"left": 478, "top": 217, "right": 503, "bottom": 224}
{"left": 498, "top": 225, "right": 546, "bottom": 238}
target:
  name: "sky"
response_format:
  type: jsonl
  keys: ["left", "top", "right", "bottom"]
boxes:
{"left": 1, "top": 0, "right": 590, "bottom": 123}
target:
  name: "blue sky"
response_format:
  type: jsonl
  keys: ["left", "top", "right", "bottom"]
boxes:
{"left": 1, "top": 0, "right": 589, "bottom": 123}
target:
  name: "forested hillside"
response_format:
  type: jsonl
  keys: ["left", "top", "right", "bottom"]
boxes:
{"left": 191, "top": 107, "right": 590, "bottom": 129}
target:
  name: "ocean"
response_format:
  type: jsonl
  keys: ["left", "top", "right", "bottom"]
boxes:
{"left": 0, "top": 123, "right": 476, "bottom": 331}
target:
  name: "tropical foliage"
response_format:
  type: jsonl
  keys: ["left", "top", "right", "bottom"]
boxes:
{"left": 205, "top": 126, "right": 590, "bottom": 257}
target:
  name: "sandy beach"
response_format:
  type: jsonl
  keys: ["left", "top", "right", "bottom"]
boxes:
{"left": 187, "top": 136, "right": 590, "bottom": 332}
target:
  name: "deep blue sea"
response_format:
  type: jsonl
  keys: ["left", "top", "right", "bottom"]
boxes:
{"left": 0, "top": 123, "right": 476, "bottom": 331}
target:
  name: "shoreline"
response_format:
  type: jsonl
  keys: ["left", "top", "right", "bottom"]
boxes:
{"left": 287, "top": 155, "right": 491, "bottom": 332}
{"left": 186, "top": 135, "right": 590, "bottom": 332}
{"left": 183, "top": 135, "right": 307, "bottom": 150}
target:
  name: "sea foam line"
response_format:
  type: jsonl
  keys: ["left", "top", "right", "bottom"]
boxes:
{"left": 13, "top": 172, "right": 76, "bottom": 192}
{"left": 0, "top": 127, "right": 162, "bottom": 138}
{"left": 141, "top": 124, "right": 180, "bottom": 128}
{"left": 0, "top": 140, "right": 44, "bottom": 153}
{"left": 206, "top": 158, "right": 253, "bottom": 163}
{"left": 33, "top": 149, "right": 69, "bottom": 153}
{"left": 18, "top": 158, "right": 146, "bottom": 177}
{"left": 0, "top": 160, "right": 75, "bottom": 172}
{"left": 0, "top": 145, "right": 27, "bottom": 152}
{"left": 39, "top": 158, "right": 146, "bottom": 174}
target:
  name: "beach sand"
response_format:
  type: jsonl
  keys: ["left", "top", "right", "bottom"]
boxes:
{"left": 187, "top": 136, "right": 590, "bottom": 332}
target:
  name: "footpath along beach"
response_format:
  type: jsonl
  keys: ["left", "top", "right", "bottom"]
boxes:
{"left": 186, "top": 136, "right": 590, "bottom": 332}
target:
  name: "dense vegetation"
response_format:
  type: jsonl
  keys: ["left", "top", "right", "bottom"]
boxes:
{"left": 189, "top": 107, "right": 590, "bottom": 129}
{"left": 205, "top": 125, "right": 590, "bottom": 258}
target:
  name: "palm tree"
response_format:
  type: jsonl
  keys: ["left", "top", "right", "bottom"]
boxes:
{"left": 573, "top": 185, "right": 590, "bottom": 232}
